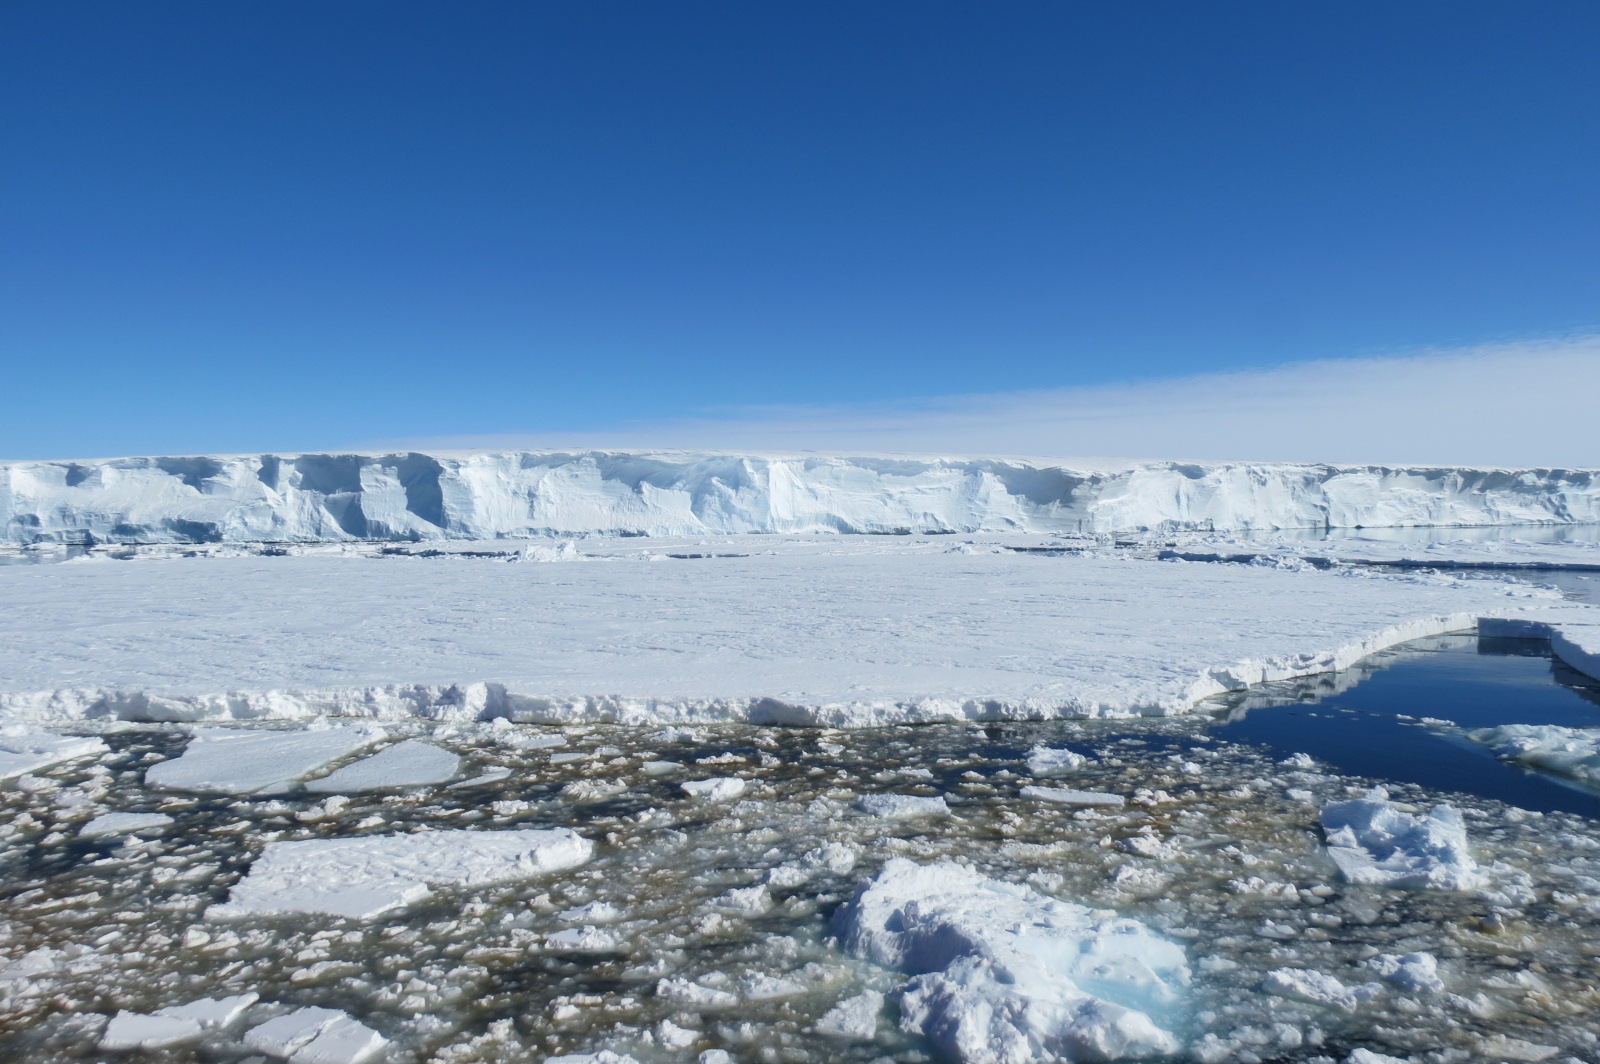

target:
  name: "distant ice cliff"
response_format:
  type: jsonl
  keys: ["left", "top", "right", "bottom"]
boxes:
{"left": 3, "top": 450, "right": 1597, "bottom": 544}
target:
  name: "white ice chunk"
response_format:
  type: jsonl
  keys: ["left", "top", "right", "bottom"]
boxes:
{"left": 245, "top": 1006, "right": 347, "bottom": 1057}
{"left": 1262, "top": 968, "right": 1382, "bottom": 1012}
{"left": 99, "top": 1011, "right": 202, "bottom": 1050}
{"left": 1343, "top": 1051, "right": 1410, "bottom": 1064}
{"left": 291, "top": 1012, "right": 389, "bottom": 1064}
{"left": 1467, "top": 724, "right": 1600, "bottom": 790}
{"left": 146, "top": 725, "right": 384, "bottom": 795}
{"left": 211, "top": 828, "right": 593, "bottom": 920}
{"left": 813, "top": 989, "right": 884, "bottom": 1039}
{"left": 545, "top": 1053, "right": 643, "bottom": 1064}
{"left": 156, "top": 992, "right": 259, "bottom": 1029}
{"left": 1026, "top": 745, "right": 1087, "bottom": 774}
{"left": 303, "top": 740, "right": 460, "bottom": 793}
{"left": 680, "top": 777, "right": 745, "bottom": 801}
{"left": 0, "top": 727, "right": 107, "bottom": 781}
{"left": 857, "top": 793, "right": 950, "bottom": 818}
{"left": 1020, "top": 785, "right": 1125, "bottom": 808}
{"left": 448, "top": 768, "right": 511, "bottom": 789}
{"left": 80, "top": 811, "right": 174, "bottom": 837}
{"left": 657, "top": 977, "right": 740, "bottom": 1009}
{"left": 833, "top": 858, "right": 1187, "bottom": 1064}
{"left": 1368, "top": 952, "right": 1444, "bottom": 994}
{"left": 1320, "top": 791, "right": 1482, "bottom": 891}
{"left": 547, "top": 926, "right": 620, "bottom": 952}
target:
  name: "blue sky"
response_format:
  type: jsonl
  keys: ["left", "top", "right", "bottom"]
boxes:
{"left": 3, "top": 2, "right": 1597, "bottom": 462}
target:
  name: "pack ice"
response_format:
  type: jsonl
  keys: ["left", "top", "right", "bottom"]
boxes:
{"left": 145, "top": 725, "right": 385, "bottom": 794}
{"left": 0, "top": 725, "right": 106, "bottom": 780}
{"left": 211, "top": 828, "right": 594, "bottom": 919}
{"left": 5, "top": 449, "right": 1599, "bottom": 544}
{"left": 832, "top": 858, "right": 1188, "bottom": 1064}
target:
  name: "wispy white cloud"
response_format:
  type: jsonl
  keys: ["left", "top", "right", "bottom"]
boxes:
{"left": 383, "top": 336, "right": 1600, "bottom": 468}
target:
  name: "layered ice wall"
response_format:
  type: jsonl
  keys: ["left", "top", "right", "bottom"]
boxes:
{"left": 3, "top": 450, "right": 1598, "bottom": 544}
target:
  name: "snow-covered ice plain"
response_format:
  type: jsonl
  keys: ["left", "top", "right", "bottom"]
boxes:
{"left": 5, "top": 451, "right": 1600, "bottom": 1063}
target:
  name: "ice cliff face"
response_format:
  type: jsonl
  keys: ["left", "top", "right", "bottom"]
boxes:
{"left": 2, "top": 450, "right": 1597, "bottom": 544}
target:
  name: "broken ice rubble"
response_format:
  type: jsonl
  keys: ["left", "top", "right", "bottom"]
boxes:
{"left": 1320, "top": 790, "right": 1482, "bottom": 891}
{"left": 833, "top": 858, "right": 1188, "bottom": 1064}
{"left": 211, "top": 828, "right": 593, "bottom": 919}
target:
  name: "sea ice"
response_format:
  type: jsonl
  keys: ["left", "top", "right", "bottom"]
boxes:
{"left": 0, "top": 726, "right": 106, "bottom": 781}
{"left": 79, "top": 810, "right": 174, "bottom": 837}
{"left": 1262, "top": 968, "right": 1382, "bottom": 1012}
{"left": 1027, "top": 745, "right": 1088, "bottom": 774}
{"left": 681, "top": 777, "right": 746, "bottom": 801}
{"left": 211, "top": 828, "right": 593, "bottom": 920}
{"left": 245, "top": 1006, "right": 387, "bottom": 1064}
{"left": 1019, "top": 785, "right": 1125, "bottom": 808}
{"left": 1466, "top": 724, "right": 1600, "bottom": 791}
{"left": 146, "top": 724, "right": 384, "bottom": 795}
{"left": 833, "top": 858, "right": 1187, "bottom": 1064}
{"left": 813, "top": 989, "right": 884, "bottom": 1039}
{"left": 303, "top": 739, "right": 460, "bottom": 793}
{"left": 1320, "top": 791, "right": 1482, "bottom": 891}
{"left": 857, "top": 793, "right": 951, "bottom": 818}
{"left": 1368, "top": 952, "right": 1444, "bottom": 994}
{"left": 99, "top": 1011, "right": 203, "bottom": 1049}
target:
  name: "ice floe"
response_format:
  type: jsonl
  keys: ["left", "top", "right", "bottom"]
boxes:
{"left": 1466, "top": 724, "right": 1600, "bottom": 791}
{"left": 145, "top": 724, "right": 385, "bottom": 795}
{"left": 244, "top": 1006, "right": 387, "bottom": 1063}
{"left": 856, "top": 793, "right": 950, "bottom": 818}
{"left": 0, "top": 726, "right": 106, "bottom": 781}
{"left": 1320, "top": 790, "right": 1483, "bottom": 891}
{"left": 211, "top": 828, "right": 593, "bottom": 919}
{"left": 1020, "top": 785, "right": 1126, "bottom": 808}
{"left": 79, "top": 810, "right": 174, "bottom": 837}
{"left": 681, "top": 777, "right": 746, "bottom": 801}
{"left": 833, "top": 857, "right": 1188, "bottom": 1063}
{"left": 303, "top": 739, "right": 460, "bottom": 793}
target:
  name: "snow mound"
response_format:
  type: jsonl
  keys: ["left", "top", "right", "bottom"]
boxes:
{"left": 211, "top": 828, "right": 593, "bottom": 920}
{"left": 1466, "top": 724, "right": 1600, "bottom": 791}
{"left": 1320, "top": 791, "right": 1482, "bottom": 891}
{"left": 6, "top": 449, "right": 1598, "bottom": 545}
{"left": 146, "top": 724, "right": 385, "bottom": 795}
{"left": 832, "top": 858, "right": 1188, "bottom": 1063}
{"left": 0, "top": 726, "right": 106, "bottom": 780}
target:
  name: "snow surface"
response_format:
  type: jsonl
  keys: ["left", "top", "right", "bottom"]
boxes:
{"left": 302, "top": 739, "right": 460, "bottom": 793}
{"left": 144, "top": 724, "right": 385, "bottom": 794}
{"left": 1320, "top": 791, "right": 1482, "bottom": 891}
{"left": 211, "top": 828, "right": 594, "bottom": 920}
{"left": 0, "top": 543, "right": 1583, "bottom": 727}
{"left": 4, "top": 449, "right": 1599, "bottom": 545}
{"left": 833, "top": 858, "right": 1189, "bottom": 1064}
{"left": 0, "top": 726, "right": 107, "bottom": 780}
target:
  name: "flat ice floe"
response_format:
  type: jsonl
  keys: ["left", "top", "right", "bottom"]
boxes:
{"left": 1466, "top": 723, "right": 1600, "bottom": 791}
{"left": 145, "top": 724, "right": 385, "bottom": 794}
{"left": 211, "top": 828, "right": 594, "bottom": 919}
{"left": 0, "top": 726, "right": 106, "bottom": 780}
{"left": 833, "top": 858, "right": 1189, "bottom": 1064}
{"left": 1, "top": 541, "right": 1585, "bottom": 726}
{"left": 1320, "top": 791, "right": 1482, "bottom": 891}
{"left": 302, "top": 739, "right": 460, "bottom": 792}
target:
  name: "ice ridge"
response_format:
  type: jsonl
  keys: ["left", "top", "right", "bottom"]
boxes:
{"left": 5, "top": 450, "right": 1598, "bottom": 544}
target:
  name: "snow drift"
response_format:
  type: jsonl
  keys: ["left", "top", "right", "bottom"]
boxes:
{"left": 4, "top": 450, "right": 1598, "bottom": 544}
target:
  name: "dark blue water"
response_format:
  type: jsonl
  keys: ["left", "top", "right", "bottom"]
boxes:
{"left": 1214, "top": 634, "right": 1600, "bottom": 818}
